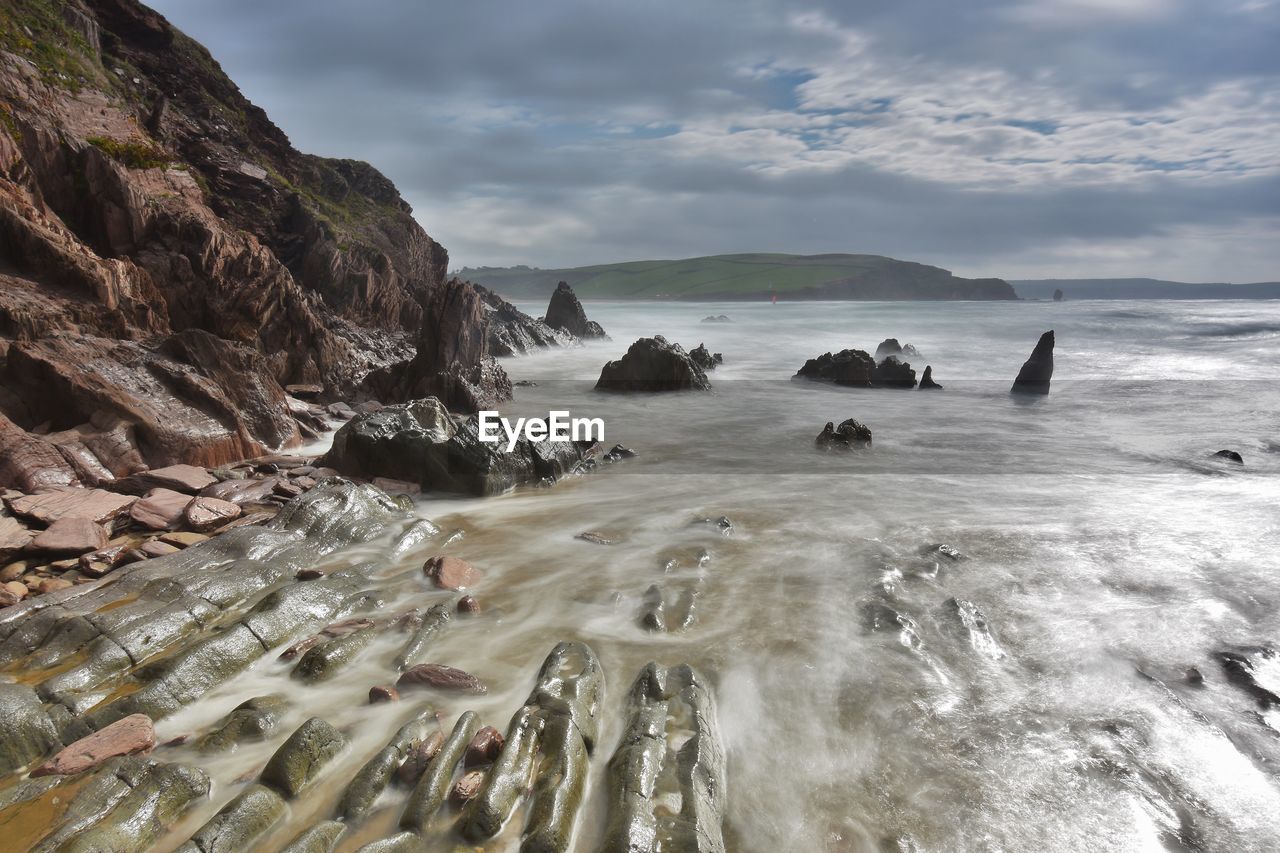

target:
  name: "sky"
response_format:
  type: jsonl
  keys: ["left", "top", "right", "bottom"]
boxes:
{"left": 148, "top": 0, "right": 1279, "bottom": 282}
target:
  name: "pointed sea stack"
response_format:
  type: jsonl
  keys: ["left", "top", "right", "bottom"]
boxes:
{"left": 1011, "top": 331, "right": 1054, "bottom": 395}
{"left": 919, "top": 365, "right": 941, "bottom": 389}
{"left": 545, "top": 281, "right": 607, "bottom": 339}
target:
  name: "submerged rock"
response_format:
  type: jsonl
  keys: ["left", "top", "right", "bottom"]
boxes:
{"left": 815, "top": 418, "right": 872, "bottom": 450}
{"left": 596, "top": 336, "right": 712, "bottom": 392}
{"left": 424, "top": 555, "right": 483, "bottom": 590}
{"left": 545, "top": 281, "right": 607, "bottom": 339}
{"left": 1011, "top": 330, "right": 1055, "bottom": 395}
{"left": 198, "top": 695, "right": 288, "bottom": 752}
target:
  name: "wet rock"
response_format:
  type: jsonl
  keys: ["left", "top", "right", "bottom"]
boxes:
{"left": 459, "top": 705, "right": 543, "bottom": 841}
{"left": 576, "top": 531, "right": 617, "bottom": 545}
{"left": 464, "top": 726, "right": 505, "bottom": 767}
{"left": 372, "top": 477, "right": 421, "bottom": 496}
{"left": 180, "top": 783, "right": 286, "bottom": 852}
{"left": 370, "top": 685, "right": 400, "bottom": 704}
{"left": 198, "top": 696, "right": 288, "bottom": 753}
{"left": 794, "top": 348, "right": 875, "bottom": 386}
{"left": 339, "top": 710, "right": 438, "bottom": 820}
{"left": 36, "top": 577, "right": 74, "bottom": 594}
{"left": 923, "top": 543, "right": 965, "bottom": 562}
{"left": 356, "top": 831, "right": 430, "bottom": 852}
{"left": 688, "top": 343, "right": 723, "bottom": 371}
{"left": 117, "top": 464, "right": 217, "bottom": 495}
{"left": 944, "top": 598, "right": 1005, "bottom": 660}
{"left": 158, "top": 531, "right": 208, "bottom": 548}
{"left": 545, "top": 281, "right": 607, "bottom": 339}
{"left": 607, "top": 443, "right": 638, "bottom": 460}
{"left": 0, "top": 516, "right": 34, "bottom": 561}
{"left": 1011, "top": 330, "right": 1054, "bottom": 395}
{"left": 450, "top": 768, "right": 488, "bottom": 808}
{"left": 394, "top": 603, "right": 454, "bottom": 671}
{"left": 259, "top": 717, "right": 348, "bottom": 798}
{"left": 0, "top": 683, "right": 61, "bottom": 774}
{"left": 27, "top": 517, "right": 108, "bottom": 555}
{"left": 815, "top": 418, "right": 872, "bottom": 450}
{"left": 692, "top": 516, "right": 733, "bottom": 535}
{"left": 62, "top": 761, "right": 210, "bottom": 853}
{"left": 596, "top": 336, "right": 712, "bottom": 392}
{"left": 424, "top": 555, "right": 482, "bottom": 590}
{"left": 184, "top": 496, "right": 242, "bottom": 531}
{"left": 861, "top": 602, "right": 921, "bottom": 649}
{"left": 396, "top": 730, "right": 446, "bottom": 786}
{"left": 1213, "top": 449, "right": 1244, "bottom": 464}
{"left": 0, "top": 414, "right": 80, "bottom": 492}
{"left": 401, "top": 711, "right": 479, "bottom": 829}
{"left": 32, "top": 714, "right": 155, "bottom": 777}
{"left": 6, "top": 488, "right": 136, "bottom": 526}
{"left": 1216, "top": 646, "right": 1280, "bottom": 706}
{"left": 129, "top": 488, "right": 193, "bottom": 530}
{"left": 200, "top": 477, "right": 280, "bottom": 505}
{"left": 279, "top": 820, "right": 346, "bottom": 853}
{"left": 140, "top": 540, "right": 180, "bottom": 558}
{"left": 398, "top": 663, "right": 487, "bottom": 694}
{"left": 701, "top": 314, "right": 732, "bottom": 323}
{"left": 457, "top": 595, "right": 481, "bottom": 615}
{"left": 919, "top": 365, "right": 942, "bottom": 389}
{"left": 292, "top": 622, "right": 377, "bottom": 682}
{"left": 872, "top": 356, "right": 917, "bottom": 388}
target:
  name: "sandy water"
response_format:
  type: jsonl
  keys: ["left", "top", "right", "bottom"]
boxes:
{"left": 156, "top": 299, "right": 1280, "bottom": 851}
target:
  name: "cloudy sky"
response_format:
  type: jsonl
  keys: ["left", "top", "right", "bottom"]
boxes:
{"left": 149, "top": 0, "right": 1279, "bottom": 281}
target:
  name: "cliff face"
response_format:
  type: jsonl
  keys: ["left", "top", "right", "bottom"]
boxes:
{"left": 0, "top": 0, "right": 509, "bottom": 484}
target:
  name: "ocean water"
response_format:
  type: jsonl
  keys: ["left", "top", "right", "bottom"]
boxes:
{"left": 159, "top": 300, "right": 1280, "bottom": 852}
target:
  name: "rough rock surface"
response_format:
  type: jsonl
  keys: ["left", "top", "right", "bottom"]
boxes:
{"left": 544, "top": 281, "right": 606, "bottom": 339}
{"left": 1011, "top": 330, "right": 1055, "bottom": 395}
{"left": 31, "top": 713, "right": 155, "bottom": 776}
{"left": 596, "top": 336, "right": 711, "bottom": 392}
{"left": 689, "top": 343, "right": 723, "bottom": 371}
{"left": 872, "top": 356, "right": 917, "bottom": 388}
{"left": 793, "top": 349, "right": 876, "bottom": 386}
{"left": 815, "top": 419, "right": 873, "bottom": 449}
{"left": 919, "top": 365, "right": 942, "bottom": 389}
{"left": 28, "top": 517, "right": 108, "bottom": 554}
{"left": 478, "top": 285, "right": 573, "bottom": 356}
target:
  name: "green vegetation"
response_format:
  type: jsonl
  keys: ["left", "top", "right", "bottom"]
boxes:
{"left": 87, "top": 136, "right": 173, "bottom": 170}
{"left": 0, "top": 0, "right": 99, "bottom": 92}
{"left": 459, "top": 253, "right": 963, "bottom": 299}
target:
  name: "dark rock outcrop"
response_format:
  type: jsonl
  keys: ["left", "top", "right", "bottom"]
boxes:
{"left": 321, "top": 398, "right": 597, "bottom": 495}
{"left": 1213, "top": 450, "right": 1243, "bottom": 464}
{"left": 872, "top": 356, "right": 917, "bottom": 388}
{"left": 1011, "top": 330, "right": 1055, "bottom": 395}
{"left": 815, "top": 419, "right": 872, "bottom": 449}
{"left": 793, "top": 349, "right": 875, "bottom": 386}
{"left": 701, "top": 315, "right": 732, "bottom": 323}
{"left": 1053, "top": 288, "right": 1064, "bottom": 302}
{"left": 874, "top": 338, "right": 921, "bottom": 360}
{"left": 477, "top": 286, "right": 572, "bottom": 356}
{"left": 688, "top": 343, "right": 723, "bottom": 371}
{"left": 544, "top": 281, "right": 606, "bottom": 339}
{"left": 596, "top": 336, "right": 711, "bottom": 392}
{"left": 919, "top": 365, "right": 942, "bottom": 389}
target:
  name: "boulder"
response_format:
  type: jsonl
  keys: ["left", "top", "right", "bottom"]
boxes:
{"left": 1213, "top": 449, "right": 1244, "bottom": 464}
{"left": 129, "top": 488, "right": 193, "bottom": 530}
{"left": 815, "top": 419, "right": 872, "bottom": 450}
{"left": 596, "top": 336, "right": 711, "bottom": 392}
{"left": 28, "top": 517, "right": 108, "bottom": 554}
{"left": 919, "top": 365, "right": 942, "bottom": 389}
{"left": 32, "top": 713, "right": 155, "bottom": 776}
{"left": 793, "top": 349, "right": 875, "bottom": 386}
{"left": 688, "top": 343, "right": 723, "bottom": 371}
{"left": 116, "top": 464, "right": 216, "bottom": 495}
{"left": 544, "top": 281, "right": 607, "bottom": 339}
{"left": 872, "top": 356, "right": 917, "bottom": 388}
{"left": 322, "top": 398, "right": 594, "bottom": 495}
{"left": 1011, "top": 330, "right": 1054, "bottom": 395}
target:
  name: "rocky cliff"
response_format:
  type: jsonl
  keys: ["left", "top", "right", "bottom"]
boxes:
{"left": 0, "top": 0, "right": 514, "bottom": 485}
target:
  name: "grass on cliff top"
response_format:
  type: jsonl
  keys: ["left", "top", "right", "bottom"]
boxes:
{"left": 0, "top": 0, "right": 101, "bottom": 92}
{"left": 87, "top": 136, "right": 173, "bottom": 170}
{"left": 459, "top": 253, "right": 945, "bottom": 298}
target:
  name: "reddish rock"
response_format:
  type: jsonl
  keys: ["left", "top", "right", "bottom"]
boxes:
{"left": 293, "top": 476, "right": 317, "bottom": 490}
{"left": 296, "top": 567, "right": 326, "bottom": 581}
{"left": 6, "top": 488, "right": 136, "bottom": 526}
{"left": 449, "top": 769, "right": 487, "bottom": 808}
{"left": 0, "top": 587, "right": 21, "bottom": 607}
{"left": 184, "top": 496, "right": 242, "bottom": 531}
{"left": 28, "top": 517, "right": 108, "bottom": 555}
{"left": 0, "top": 516, "right": 33, "bottom": 559}
{"left": 119, "top": 464, "right": 216, "bottom": 495}
{"left": 464, "top": 726, "right": 505, "bottom": 767}
{"left": 423, "top": 555, "right": 482, "bottom": 591}
{"left": 129, "top": 488, "right": 192, "bottom": 530}
{"left": 2, "top": 580, "right": 29, "bottom": 601}
{"left": 273, "top": 481, "right": 303, "bottom": 499}
{"left": 0, "top": 413, "right": 78, "bottom": 492}
{"left": 457, "top": 596, "right": 481, "bottom": 615}
{"left": 212, "top": 511, "right": 276, "bottom": 533}
{"left": 396, "top": 663, "right": 487, "bottom": 694}
{"left": 369, "top": 685, "right": 399, "bottom": 704}
{"left": 32, "top": 714, "right": 155, "bottom": 776}
{"left": 36, "top": 577, "right": 74, "bottom": 594}
{"left": 396, "top": 730, "right": 445, "bottom": 785}
{"left": 140, "top": 540, "right": 180, "bottom": 558}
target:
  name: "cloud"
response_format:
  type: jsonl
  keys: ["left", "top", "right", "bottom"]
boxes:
{"left": 147, "top": 0, "right": 1280, "bottom": 281}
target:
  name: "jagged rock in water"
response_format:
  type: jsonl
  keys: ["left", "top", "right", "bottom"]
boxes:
{"left": 1011, "top": 330, "right": 1055, "bottom": 395}
{"left": 596, "top": 336, "right": 711, "bottom": 392}
{"left": 1213, "top": 449, "right": 1243, "bottom": 464}
{"left": 919, "top": 365, "right": 942, "bottom": 389}
{"left": 1216, "top": 646, "right": 1280, "bottom": 705}
{"left": 321, "top": 398, "right": 596, "bottom": 495}
{"left": 1053, "top": 288, "right": 1064, "bottom": 302}
{"left": 815, "top": 418, "right": 872, "bottom": 450}
{"left": 874, "top": 338, "right": 922, "bottom": 360}
{"left": 544, "top": 281, "right": 607, "bottom": 339}
{"left": 477, "top": 285, "right": 575, "bottom": 356}
{"left": 701, "top": 314, "right": 732, "bottom": 323}
{"left": 872, "top": 356, "right": 917, "bottom": 388}
{"left": 689, "top": 343, "right": 723, "bottom": 371}
{"left": 793, "top": 349, "right": 875, "bottom": 386}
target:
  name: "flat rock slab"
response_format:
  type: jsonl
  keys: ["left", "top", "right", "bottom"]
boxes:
{"left": 201, "top": 477, "right": 280, "bottom": 505}
{"left": 32, "top": 713, "right": 155, "bottom": 776}
{"left": 140, "top": 540, "right": 181, "bottom": 558}
{"left": 0, "top": 516, "right": 33, "bottom": 555}
{"left": 185, "top": 496, "right": 242, "bottom": 531}
{"left": 28, "top": 516, "right": 108, "bottom": 554}
{"left": 6, "top": 487, "right": 136, "bottom": 525}
{"left": 124, "top": 464, "right": 217, "bottom": 494}
{"left": 130, "top": 488, "right": 193, "bottom": 530}
{"left": 424, "top": 555, "right": 482, "bottom": 591}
